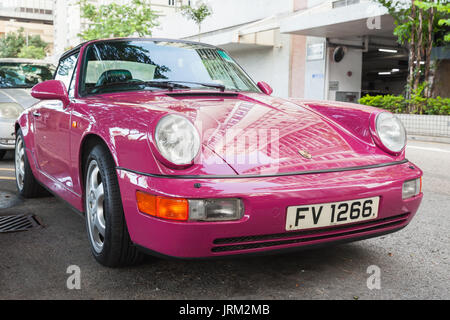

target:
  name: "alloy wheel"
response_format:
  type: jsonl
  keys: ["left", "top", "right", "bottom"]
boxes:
{"left": 86, "top": 160, "right": 106, "bottom": 253}
{"left": 15, "top": 136, "right": 25, "bottom": 191}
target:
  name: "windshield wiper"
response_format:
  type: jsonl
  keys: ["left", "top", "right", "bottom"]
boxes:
{"left": 89, "top": 80, "right": 192, "bottom": 94}
{"left": 144, "top": 81, "right": 191, "bottom": 91}
{"left": 162, "top": 81, "right": 226, "bottom": 92}
{"left": 88, "top": 80, "right": 226, "bottom": 95}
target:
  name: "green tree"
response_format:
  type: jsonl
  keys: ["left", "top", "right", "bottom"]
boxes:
{"left": 18, "top": 46, "right": 46, "bottom": 59}
{"left": 416, "top": 1, "right": 450, "bottom": 42}
{"left": 376, "top": 0, "right": 448, "bottom": 100}
{"left": 180, "top": 1, "right": 213, "bottom": 41}
{"left": 78, "top": 0, "right": 160, "bottom": 40}
{"left": 0, "top": 28, "right": 47, "bottom": 58}
{"left": 0, "top": 32, "right": 25, "bottom": 58}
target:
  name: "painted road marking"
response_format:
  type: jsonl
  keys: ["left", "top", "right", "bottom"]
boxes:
{"left": 0, "top": 168, "right": 14, "bottom": 172}
{"left": 0, "top": 177, "right": 15, "bottom": 180}
{"left": 0, "top": 90, "right": 19, "bottom": 103}
{"left": 408, "top": 146, "right": 450, "bottom": 154}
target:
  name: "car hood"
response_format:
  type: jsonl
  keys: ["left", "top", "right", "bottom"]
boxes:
{"left": 0, "top": 88, "right": 37, "bottom": 109}
{"left": 101, "top": 92, "right": 401, "bottom": 176}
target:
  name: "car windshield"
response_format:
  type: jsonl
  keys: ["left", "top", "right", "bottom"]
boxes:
{"left": 0, "top": 62, "right": 54, "bottom": 88}
{"left": 80, "top": 40, "right": 261, "bottom": 95}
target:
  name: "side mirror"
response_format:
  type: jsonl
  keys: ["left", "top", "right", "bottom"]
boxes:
{"left": 31, "top": 80, "right": 70, "bottom": 106}
{"left": 257, "top": 81, "right": 273, "bottom": 95}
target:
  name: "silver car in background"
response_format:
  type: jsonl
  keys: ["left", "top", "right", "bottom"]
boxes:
{"left": 0, "top": 58, "right": 54, "bottom": 160}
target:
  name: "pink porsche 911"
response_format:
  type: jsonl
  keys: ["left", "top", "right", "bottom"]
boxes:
{"left": 15, "top": 39, "right": 423, "bottom": 267}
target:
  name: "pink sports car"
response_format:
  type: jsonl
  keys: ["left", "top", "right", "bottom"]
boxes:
{"left": 15, "top": 39, "right": 423, "bottom": 267}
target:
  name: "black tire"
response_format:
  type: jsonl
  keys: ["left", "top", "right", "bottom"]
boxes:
{"left": 84, "top": 144, "right": 143, "bottom": 267}
{"left": 15, "top": 129, "right": 48, "bottom": 198}
{"left": 0, "top": 150, "right": 6, "bottom": 160}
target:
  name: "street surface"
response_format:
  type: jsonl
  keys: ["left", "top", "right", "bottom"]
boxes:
{"left": 0, "top": 141, "right": 449, "bottom": 299}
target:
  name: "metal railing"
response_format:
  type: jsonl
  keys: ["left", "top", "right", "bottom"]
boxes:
{"left": 396, "top": 114, "right": 450, "bottom": 138}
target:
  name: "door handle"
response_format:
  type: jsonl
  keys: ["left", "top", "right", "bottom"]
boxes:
{"left": 33, "top": 111, "right": 41, "bottom": 118}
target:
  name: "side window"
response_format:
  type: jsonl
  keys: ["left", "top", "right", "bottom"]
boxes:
{"left": 55, "top": 53, "right": 79, "bottom": 98}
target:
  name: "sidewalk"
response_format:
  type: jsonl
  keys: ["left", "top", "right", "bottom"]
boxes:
{"left": 409, "top": 135, "right": 450, "bottom": 144}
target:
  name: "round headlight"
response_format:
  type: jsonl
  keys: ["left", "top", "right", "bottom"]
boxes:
{"left": 0, "top": 103, "right": 23, "bottom": 120}
{"left": 154, "top": 114, "right": 200, "bottom": 166}
{"left": 375, "top": 112, "right": 406, "bottom": 153}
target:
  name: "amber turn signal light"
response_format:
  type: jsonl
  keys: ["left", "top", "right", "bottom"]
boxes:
{"left": 136, "top": 191, "right": 189, "bottom": 221}
{"left": 420, "top": 176, "right": 423, "bottom": 194}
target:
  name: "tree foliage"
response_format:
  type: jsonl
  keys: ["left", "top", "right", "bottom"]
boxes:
{"left": 416, "top": 0, "right": 450, "bottom": 42}
{"left": 78, "top": 0, "right": 160, "bottom": 40}
{"left": 18, "top": 46, "right": 46, "bottom": 60}
{"left": 375, "top": 0, "right": 448, "bottom": 100}
{"left": 180, "top": 1, "right": 212, "bottom": 39}
{"left": 0, "top": 28, "right": 48, "bottom": 58}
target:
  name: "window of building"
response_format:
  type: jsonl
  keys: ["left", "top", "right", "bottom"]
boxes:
{"left": 332, "top": 0, "right": 360, "bottom": 9}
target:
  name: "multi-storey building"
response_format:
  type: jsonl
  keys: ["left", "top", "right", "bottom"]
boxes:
{"left": 153, "top": 0, "right": 410, "bottom": 100}
{"left": 152, "top": 0, "right": 448, "bottom": 100}
{"left": 48, "top": 0, "right": 449, "bottom": 99}
{"left": 0, "top": 0, "right": 54, "bottom": 55}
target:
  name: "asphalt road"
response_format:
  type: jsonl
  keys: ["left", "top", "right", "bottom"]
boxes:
{"left": 0, "top": 141, "right": 449, "bottom": 300}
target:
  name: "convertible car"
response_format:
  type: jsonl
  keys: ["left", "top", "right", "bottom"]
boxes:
{"left": 15, "top": 38, "right": 423, "bottom": 267}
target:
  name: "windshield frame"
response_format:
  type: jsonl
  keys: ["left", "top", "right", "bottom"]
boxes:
{"left": 0, "top": 61, "right": 55, "bottom": 89}
{"left": 77, "top": 39, "right": 262, "bottom": 97}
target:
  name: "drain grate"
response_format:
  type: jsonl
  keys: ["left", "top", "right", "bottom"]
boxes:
{"left": 0, "top": 214, "right": 43, "bottom": 233}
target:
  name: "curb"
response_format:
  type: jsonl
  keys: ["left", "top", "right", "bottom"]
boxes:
{"left": 408, "top": 135, "right": 450, "bottom": 144}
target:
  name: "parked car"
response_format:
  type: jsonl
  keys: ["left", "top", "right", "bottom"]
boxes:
{"left": 0, "top": 58, "right": 54, "bottom": 159}
{"left": 15, "top": 39, "right": 423, "bottom": 267}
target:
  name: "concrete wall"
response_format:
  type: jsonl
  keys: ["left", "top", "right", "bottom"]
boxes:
{"left": 0, "top": 0, "right": 53, "bottom": 21}
{"left": 304, "top": 37, "right": 326, "bottom": 100}
{"left": 297, "top": 0, "right": 330, "bottom": 100}
{"left": 151, "top": 0, "right": 295, "bottom": 98}
{"left": 153, "top": 0, "right": 293, "bottom": 39}
{"left": 230, "top": 31, "right": 292, "bottom": 98}
{"left": 327, "top": 47, "right": 362, "bottom": 101}
{"left": 53, "top": 0, "right": 82, "bottom": 58}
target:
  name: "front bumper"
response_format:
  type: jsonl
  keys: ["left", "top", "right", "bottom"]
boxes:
{"left": 0, "top": 119, "right": 16, "bottom": 150}
{"left": 117, "top": 161, "right": 423, "bottom": 258}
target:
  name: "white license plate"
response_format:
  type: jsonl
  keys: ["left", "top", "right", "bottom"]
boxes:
{"left": 285, "top": 197, "right": 380, "bottom": 231}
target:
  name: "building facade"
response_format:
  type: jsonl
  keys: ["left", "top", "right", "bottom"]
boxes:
{"left": 50, "top": 0, "right": 445, "bottom": 100}
{"left": 154, "top": 0, "right": 409, "bottom": 100}
{"left": 53, "top": 0, "right": 192, "bottom": 59}
{"left": 0, "top": 0, "right": 54, "bottom": 56}
{"left": 281, "top": 0, "right": 404, "bottom": 101}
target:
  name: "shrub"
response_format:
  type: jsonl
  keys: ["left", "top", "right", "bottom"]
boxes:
{"left": 18, "top": 45, "right": 46, "bottom": 60}
{"left": 359, "top": 94, "right": 450, "bottom": 115}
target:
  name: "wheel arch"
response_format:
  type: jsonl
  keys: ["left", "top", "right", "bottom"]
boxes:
{"left": 78, "top": 133, "right": 117, "bottom": 196}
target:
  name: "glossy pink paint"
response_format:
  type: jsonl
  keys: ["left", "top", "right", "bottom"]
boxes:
{"left": 16, "top": 39, "right": 423, "bottom": 258}
{"left": 117, "top": 161, "right": 422, "bottom": 257}
{"left": 257, "top": 81, "right": 273, "bottom": 95}
{"left": 31, "top": 80, "right": 70, "bottom": 106}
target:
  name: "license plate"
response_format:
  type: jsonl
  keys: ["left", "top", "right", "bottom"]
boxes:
{"left": 285, "top": 197, "right": 380, "bottom": 231}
